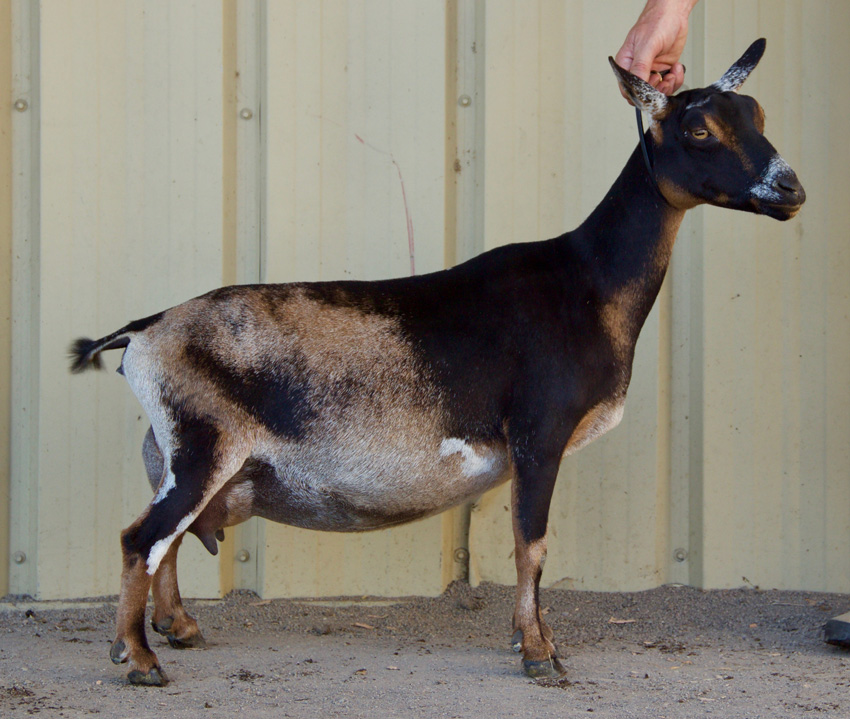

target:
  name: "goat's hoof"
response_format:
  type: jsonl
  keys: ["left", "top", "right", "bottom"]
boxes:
{"left": 151, "top": 616, "right": 173, "bottom": 634}
{"left": 127, "top": 665, "right": 169, "bottom": 687}
{"left": 522, "top": 656, "right": 566, "bottom": 679}
{"left": 510, "top": 629, "right": 523, "bottom": 653}
{"left": 153, "top": 616, "right": 206, "bottom": 649}
{"left": 109, "top": 639, "right": 129, "bottom": 665}
{"left": 166, "top": 631, "right": 207, "bottom": 650}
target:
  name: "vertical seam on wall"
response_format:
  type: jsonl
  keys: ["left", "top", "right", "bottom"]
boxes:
{"left": 0, "top": 0, "right": 12, "bottom": 597}
{"left": 9, "top": 0, "right": 40, "bottom": 596}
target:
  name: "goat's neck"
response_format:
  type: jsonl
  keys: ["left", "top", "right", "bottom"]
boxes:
{"left": 571, "top": 146, "right": 685, "bottom": 324}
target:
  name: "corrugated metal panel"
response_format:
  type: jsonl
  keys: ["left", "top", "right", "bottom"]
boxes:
{"left": 5, "top": 0, "right": 849, "bottom": 600}
{"left": 469, "top": 0, "right": 671, "bottom": 591}
{"left": 11, "top": 1, "right": 228, "bottom": 599}
{"left": 686, "top": 1, "right": 850, "bottom": 591}
{"left": 470, "top": 0, "right": 850, "bottom": 593}
{"left": 0, "top": 0, "right": 12, "bottom": 598}
{"left": 258, "top": 0, "right": 450, "bottom": 598}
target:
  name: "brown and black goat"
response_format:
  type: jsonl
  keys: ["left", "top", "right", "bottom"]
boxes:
{"left": 70, "top": 39, "right": 804, "bottom": 685}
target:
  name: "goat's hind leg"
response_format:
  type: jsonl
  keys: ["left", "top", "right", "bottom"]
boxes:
{"left": 113, "top": 424, "right": 248, "bottom": 686}
{"left": 149, "top": 534, "right": 207, "bottom": 649}
{"left": 142, "top": 428, "right": 207, "bottom": 650}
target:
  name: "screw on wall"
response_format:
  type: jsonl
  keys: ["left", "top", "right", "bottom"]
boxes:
{"left": 673, "top": 548, "right": 688, "bottom": 563}
{"left": 236, "top": 549, "right": 251, "bottom": 563}
{"left": 14, "top": 99, "right": 28, "bottom": 112}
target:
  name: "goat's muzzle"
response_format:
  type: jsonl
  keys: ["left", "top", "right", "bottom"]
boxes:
{"left": 755, "top": 166, "right": 806, "bottom": 221}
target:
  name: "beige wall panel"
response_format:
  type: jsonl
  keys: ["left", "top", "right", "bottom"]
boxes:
{"left": 0, "top": 0, "right": 11, "bottom": 597}
{"left": 18, "top": 2, "right": 227, "bottom": 598}
{"left": 259, "top": 1, "right": 449, "bottom": 598}
{"left": 692, "top": 1, "right": 850, "bottom": 591}
{"left": 264, "top": 1, "right": 446, "bottom": 283}
{"left": 9, "top": 0, "right": 848, "bottom": 599}
{"left": 471, "top": 1, "right": 850, "bottom": 593}
{"left": 470, "top": 0, "right": 674, "bottom": 591}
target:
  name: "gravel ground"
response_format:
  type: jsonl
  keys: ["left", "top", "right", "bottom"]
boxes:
{"left": 1, "top": 582, "right": 848, "bottom": 718}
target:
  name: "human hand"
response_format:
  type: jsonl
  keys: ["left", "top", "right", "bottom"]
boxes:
{"left": 615, "top": 0, "right": 697, "bottom": 99}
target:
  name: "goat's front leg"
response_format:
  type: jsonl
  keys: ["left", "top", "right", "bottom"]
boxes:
{"left": 510, "top": 452, "right": 565, "bottom": 679}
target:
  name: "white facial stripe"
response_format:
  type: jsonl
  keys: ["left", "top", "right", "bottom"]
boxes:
{"left": 685, "top": 96, "right": 711, "bottom": 111}
{"left": 750, "top": 154, "right": 792, "bottom": 201}
{"left": 439, "top": 438, "right": 494, "bottom": 477}
{"left": 146, "top": 513, "right": 196, "bottom": 575}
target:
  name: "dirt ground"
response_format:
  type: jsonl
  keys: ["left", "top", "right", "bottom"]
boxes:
{"left": 1, "top": 582, "right": 848, "bottom": 718}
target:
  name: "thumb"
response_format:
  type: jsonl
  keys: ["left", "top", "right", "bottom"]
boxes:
{"left": 628, "top": 53, "right": 655, "bottom": 83}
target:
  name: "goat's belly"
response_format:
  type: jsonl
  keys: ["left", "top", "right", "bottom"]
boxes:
{"left": 245, "top": 438, "right": 509, "bottom": 532}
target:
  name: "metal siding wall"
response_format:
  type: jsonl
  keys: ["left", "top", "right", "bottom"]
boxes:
{"left": 258, "top": 0, "right": 449, "bottom": 598}
{"left": 691, "top": 1, "right": 850, "bottom": 591}
{"left": 11, "top": 1, "right": 227, "bottom": 599}
{"left": 470, "top": 0, "right": 850, "bottom": 593}
{"left": 6, "top": 1, "right": 849, "bottom": 599}
{"left": 0, "top": 0, "right": 11, "bottom": 598}
{"left": 469, "top": 0, "right": 673, "bottom": 591}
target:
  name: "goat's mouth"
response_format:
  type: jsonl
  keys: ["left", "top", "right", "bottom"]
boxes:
{"left": 753, "top": 183, "right": 806, "bottom": 220}
{"left": 756, "top": 199, "right": 805, "bottom": 221}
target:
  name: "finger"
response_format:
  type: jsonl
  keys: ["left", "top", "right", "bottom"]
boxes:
{"left": 629, "top": 58, "right": 653, "bottom": 83}
{"left": 658, "top": 63, "right": 685, "bottom": 95}
{"left": 667, "top": 63, "right": 686, "bottom": 93}
{"left": 614, "top": 44, "right": 635, "bottom": 73}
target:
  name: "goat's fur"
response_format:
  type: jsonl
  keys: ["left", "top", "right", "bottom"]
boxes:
{"left": 71, "top": 39, "right": 805, "bottom": 685}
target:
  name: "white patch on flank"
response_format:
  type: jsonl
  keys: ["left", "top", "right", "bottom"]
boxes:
{"left": 750, "top": 154, "right": 792, "bottom": 202}
{"left": 146, "top": 514, "right": 195, "bottom": 576}
{"left": 439, "top": 438, "right": 495, "bottom": 477}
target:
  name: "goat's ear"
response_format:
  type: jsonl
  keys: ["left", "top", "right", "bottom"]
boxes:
{"left": 608, "top": 57, "right": 668, "bottom": 118}
{"left": 711, "top": 38, "right": 766, "bottom": 92}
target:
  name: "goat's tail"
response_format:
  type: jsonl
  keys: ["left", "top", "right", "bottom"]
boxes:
{"left": 69, "top": 311, "right": 165, "bottom": 374}
{"left": 69, "top": 333, "right": 132, "bottom": 374}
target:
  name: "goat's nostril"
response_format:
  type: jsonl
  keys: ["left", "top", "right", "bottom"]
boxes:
{"left": 773, "top": 173, "right": 804, "bottom": 198}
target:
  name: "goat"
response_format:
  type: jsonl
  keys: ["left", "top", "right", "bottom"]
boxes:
{"left": 70, "top": 39, "right": 804, "bottom": 686}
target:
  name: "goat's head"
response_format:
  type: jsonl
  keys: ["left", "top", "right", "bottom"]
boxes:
{"left": 610, "top": 39, "right": 806, "bottom": 220}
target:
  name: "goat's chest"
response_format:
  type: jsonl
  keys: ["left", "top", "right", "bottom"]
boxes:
{"left": 561, "top": 396, "right": 626, "bottom": 458}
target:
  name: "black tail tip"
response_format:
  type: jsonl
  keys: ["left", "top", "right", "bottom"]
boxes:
{"left": 69, "top": 338, "right": 104, "bottom": 374}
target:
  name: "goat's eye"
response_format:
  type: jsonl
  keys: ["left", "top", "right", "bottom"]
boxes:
{"left": 689, "top": 128, "right": 710, "bottom": 140}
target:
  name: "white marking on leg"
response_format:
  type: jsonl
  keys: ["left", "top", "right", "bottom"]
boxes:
{"left": 152, "top": 468, "right": 176, "bottom": 504}
{"left": 439, "top": 438, "right": 495, "bottom": 477}
{"left": 146, "top": 514, "right": 195, "bottom": 576}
